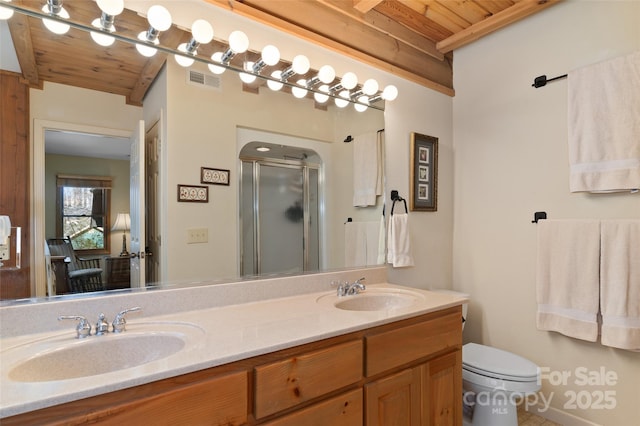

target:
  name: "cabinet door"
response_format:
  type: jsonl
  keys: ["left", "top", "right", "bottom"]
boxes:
{"left": 264, "top": 389, "right": 363, "bottom": 426}
{"left": 365, "top": 368, "right": 421, "bottom": 426}
{"left": 421, "top": 351, "right": 462, "bottom": 426}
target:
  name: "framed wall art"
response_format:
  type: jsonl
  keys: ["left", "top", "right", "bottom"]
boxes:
{"left": 409, "top": 132, "right": 438, "bottom": 211}
{"left": 201, "top": 167, "right": 230, "bottom": 186}
{"left": 177, "top": 184, "right": 209, "bottom": 203}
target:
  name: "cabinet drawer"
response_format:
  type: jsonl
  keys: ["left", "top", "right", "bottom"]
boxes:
{"left": 255, "top": 340, "right": 363, "bottom": 419}
{"left": 264, "top": 389, "right": 363, "bottom": 426}
{"left": 365, "top": 308, "right": 461, "bottom": 377}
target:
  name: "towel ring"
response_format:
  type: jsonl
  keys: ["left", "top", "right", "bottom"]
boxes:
{"left": 391, "top": 198, "right": 407, "bottom": 215}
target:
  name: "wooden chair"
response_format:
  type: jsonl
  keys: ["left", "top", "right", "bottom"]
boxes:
{"left": 46, "top": 238, "right": 105, "bottom": 293}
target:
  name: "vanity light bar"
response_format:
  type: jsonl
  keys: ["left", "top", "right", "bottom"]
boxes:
{"left": 5, "top": 2, "right": 396, "bottom": 111}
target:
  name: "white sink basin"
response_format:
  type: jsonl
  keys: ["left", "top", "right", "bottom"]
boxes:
{"left": 3, "top": 322, "right": 204, "bottom": 383}
{"left": 317, "top": 287, "right": 426, "bottom": 311}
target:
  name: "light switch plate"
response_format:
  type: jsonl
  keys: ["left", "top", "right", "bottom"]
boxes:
{"left": 187, "top": 228, "right": 208, "bottom": 244}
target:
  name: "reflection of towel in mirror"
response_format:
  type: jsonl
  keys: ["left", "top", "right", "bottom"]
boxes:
{"left": 387, "top": 213, "right": 414, "bottom": 268}
{"left": 345, "top": 221, "right": 384, "bottom": 267}
{"left": 353, "top": 132, "right": 383, "bottom": 206}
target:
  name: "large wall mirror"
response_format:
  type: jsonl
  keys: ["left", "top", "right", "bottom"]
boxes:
{"left": 1, "top": 1, "right": 389, "bottom": 303}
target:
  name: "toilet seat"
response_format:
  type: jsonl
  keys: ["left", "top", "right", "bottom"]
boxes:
{"left": 462, "top": 343, "right": 539, "bottom": 383}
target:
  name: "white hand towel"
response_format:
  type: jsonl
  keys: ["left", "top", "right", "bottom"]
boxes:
{"left": 353, "top": 132, "right": 381, "bottom": 207}
{"left": 568, "top": 50, "right": 640, "bottom": 193}
{"left": 345, "top": 221, "right": 383, "bottom": 267}
{"left": 536, "top": 219, "right": 600, "bottom": 341}
{"left": 387, "top": 213, "right": 414, "bottom": 268}
{"left": 600, "top": 219, "right": 640, "bottom": 351}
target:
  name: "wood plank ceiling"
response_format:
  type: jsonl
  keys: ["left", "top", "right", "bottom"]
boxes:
{"left": 7, "top": 0, "right": 560, "bottom": 104}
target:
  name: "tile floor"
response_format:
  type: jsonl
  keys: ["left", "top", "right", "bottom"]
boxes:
{"left": 517, "top": 407, "right": 563, "bottom": 426}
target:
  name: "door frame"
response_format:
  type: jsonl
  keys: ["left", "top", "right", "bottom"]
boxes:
{"left": 32, "top": 119, "right": 131, "bottom": 297}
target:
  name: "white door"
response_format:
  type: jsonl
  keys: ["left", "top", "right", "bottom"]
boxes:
{"left": 130, "top": 120, "right": 146, "bottom": 288}
{"left": 145, "top": 119, "right": 161, "bottom": 285}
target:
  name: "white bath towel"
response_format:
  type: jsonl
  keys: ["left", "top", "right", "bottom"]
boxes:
{"left": 568, "top": 50, "right": 640, "bottom": 193}
{"left": 600, "top": 220, "right": 640, "bottom": 351}
{"left": 536, "top": 219, "right": 600, "bottom": 341}
{"left": 344, "top": 221, "right": 383, "bottom": 267}
{"left": 387, "top": 213, "right": 414, "bottom": 268}
{"left": 353, "top": 132, "right": 382, "bottom": 207}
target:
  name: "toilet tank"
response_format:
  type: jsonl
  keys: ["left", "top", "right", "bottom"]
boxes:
{"left": 431, "top": 289, "right": 469, "bottom": 330}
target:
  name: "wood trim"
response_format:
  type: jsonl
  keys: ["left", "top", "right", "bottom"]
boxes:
{"left": 6, "top": 4, "right": 40, "bottom": 88}
{"left": 202, "top": 0, "right": 455, "bottom": 96}
{"left": 436, "top": 0, "right": 562, "bottom": 53}
{"left": 0, "top": 71, "right": 31, "bottom": 300}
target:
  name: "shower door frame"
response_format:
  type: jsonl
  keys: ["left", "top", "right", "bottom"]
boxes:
{"left": 239, "top": 157, "right": 321, "bottom": 276}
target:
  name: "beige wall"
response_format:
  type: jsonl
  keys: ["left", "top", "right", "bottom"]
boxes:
{"left": 160, "top": 59, "right": 384, "bottom": 281}
{"left": 452, "top": 1, "right": 640, "bottom": 424}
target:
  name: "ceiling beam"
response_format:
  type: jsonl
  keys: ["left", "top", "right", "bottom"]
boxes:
{"left": 436, "top": 0, "right": 562, "bottom": 53}
{"left": 319, "top": 0, "right": 444, "bottom": 61}
{"left": 353, "top": 0, "right": 383, "bottom": 14}
{"left": 7, "top": 9, "right": 39, "bottom": 88}
{"left": 129, "top": 29, "right": 185, "bottom": 105}
{"left": 202, "top": 0, "right": 454, "bottom": 96}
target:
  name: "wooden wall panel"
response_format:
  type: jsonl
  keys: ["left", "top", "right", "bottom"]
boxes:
{"left": 0, "top": 71, "right": 31, "bottom": 300}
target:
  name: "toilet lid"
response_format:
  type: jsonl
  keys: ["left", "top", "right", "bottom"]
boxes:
{"left": 462, "top": 343, "right": 539, "bottom": 382}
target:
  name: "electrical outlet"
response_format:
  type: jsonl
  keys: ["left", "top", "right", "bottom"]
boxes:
{"left": 187, "top": 228, "right": 208, "bottom": 244}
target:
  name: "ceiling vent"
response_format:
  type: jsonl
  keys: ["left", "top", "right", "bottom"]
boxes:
{"left": 187, "top": 70, "right": 222, "bottom": 91}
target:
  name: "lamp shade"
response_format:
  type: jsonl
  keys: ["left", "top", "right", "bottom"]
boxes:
{"left": 111, "top": 213, "right": 130, "bottom": 232}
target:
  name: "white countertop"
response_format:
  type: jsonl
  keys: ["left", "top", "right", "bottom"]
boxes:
{"left": 0, "top": 283, "right": 466, "bottom": 418}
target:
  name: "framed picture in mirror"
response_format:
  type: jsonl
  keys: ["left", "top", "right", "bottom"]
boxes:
{"left": 410, "top": 132, "right": 438, "bottom": 211}
{"left": 177, "top": 185, "right": 209, "bottom": 203}
{"left": 201, "top": 167, "right": 230, "bottom": 186}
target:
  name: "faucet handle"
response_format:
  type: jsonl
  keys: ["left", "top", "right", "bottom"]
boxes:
{"left": 112, "top": 307, "right": 141, "bottom": 333}
{"left": 95, "top": 313, "right": 109, "bottom": 336}
{"left": 58, "top": 315, "right": 92, "bottom": 339}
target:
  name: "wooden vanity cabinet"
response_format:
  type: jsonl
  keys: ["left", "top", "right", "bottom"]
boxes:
{"left": 3, "top": 306, "right": 462, "bottom": 426}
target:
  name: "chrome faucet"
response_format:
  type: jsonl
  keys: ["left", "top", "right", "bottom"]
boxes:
{"left": 335, "top": 277, "right": 366, "bottom": 296}
{"left": 112, "top": 307, "right": 141, "bottom": 333}
{"left": 58, "top": 315, "right": 92, "bottom": 338}
{"left": 346, "top": 277, "right": 366, "bottom": 295}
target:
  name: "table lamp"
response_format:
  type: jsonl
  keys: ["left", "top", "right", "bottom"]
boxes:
{"left": 111, "top": 213, "right": 130, "bottom": 257}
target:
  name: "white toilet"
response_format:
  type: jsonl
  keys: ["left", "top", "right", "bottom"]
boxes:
{"left": 433, "top": 290, "right": 540, "bottom": 426}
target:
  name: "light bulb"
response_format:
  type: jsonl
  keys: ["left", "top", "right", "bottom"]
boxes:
{"left": 239, "top": 62, "right": 256, "bottom": 84}
{"left": 291, "top": 55, "right": 310, "bottom": 75}
{"left": 228, "top": 30, "right": 249, "bottom": 53}
{"left": 136, "top": 31, "right": 158, "bottom": 57}
{"left": 90, "top": 21, "right": 116, "bottom": 46}
{"left": 0, "top": 0, "right": 14, "bottom": 20}
{"left": 341, "top": 72, "right": 358, "bottom": 90}
{"left": 208, "top": 52, "right": 226, "bottom": 74}
{"left": 261, "top": 45, "right": 280, "bottom": 66}
{"left": 42, "top": 4, "right": 70, "bottom": 35}
{"left": 97, "top": 0, "right": 124, "bottom": 16}
{"left": 191, "top": 19, "right": 213, "bottom": 44}
{"left": 147, "top": 5, "right": 172, "bottom": 31}
{"left": 292, "top": 79, "right": 308, "bottom": 98}
{"left": 175, "top": 43, "right": 195, "bottom": 67}
{"left": 362, "top": 78, "right": 379, "bottom": 96}
{"left": 318, "top": 65, "right": 336, "bottom": 84}
{"left": 334, "top": 90, "right": 350, "bottom": 108}
{"left": 354, "top": 96, "right": 369, "bottom": 112}
{"left": 267, "top": 71, "right": 284, "bottom": 91}
{"left": 382, "top": 85, "right": 398, "bottom": 101}
{"left": 313, "top": 85, "right": 330, "bottom": 103}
